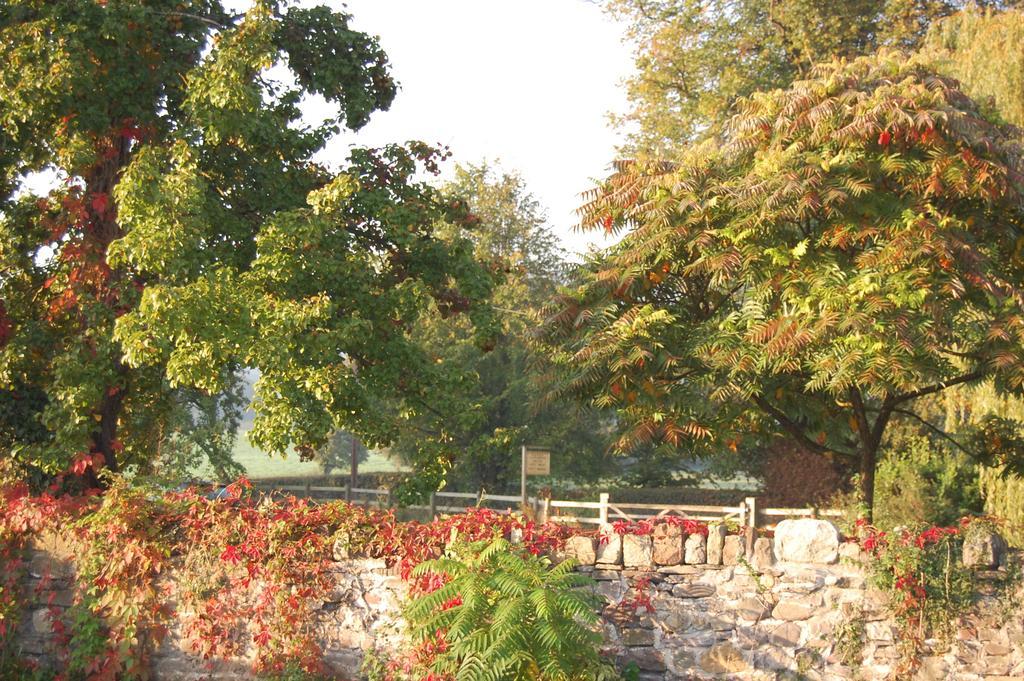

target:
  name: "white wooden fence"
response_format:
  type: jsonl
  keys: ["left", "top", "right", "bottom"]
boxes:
{"left": 253, "top": 481, "right": 843, "bottom": 555}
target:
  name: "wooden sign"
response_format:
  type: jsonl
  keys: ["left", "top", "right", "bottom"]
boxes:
{"left": 524, "top": 448, "right": 550, "bottom": 476}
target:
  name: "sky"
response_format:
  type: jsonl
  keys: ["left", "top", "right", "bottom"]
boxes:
{"left": 294, "top": 0, "right": 635, "bottom": 257}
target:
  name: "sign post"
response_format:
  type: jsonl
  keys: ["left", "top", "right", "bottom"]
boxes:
{"left": 520, "top": 446, "right": 551, "bottom": 504}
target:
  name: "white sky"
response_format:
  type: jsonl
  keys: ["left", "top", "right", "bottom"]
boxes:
{"left": 27, "top": 1, "right": 635, "bottom": 257}
{"left": 302, "top": 0, "right": 635, "bottom": 257}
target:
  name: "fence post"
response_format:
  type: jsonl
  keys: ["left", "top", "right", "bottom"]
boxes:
{"left": 303, "top": 480, "right": 312, "bottom": 498}
{"left": 343, "top": 484, "right": 351, "bottom": 503}
{"left": 744, "top": 496, "right": 757, "bottom": 558}
{"left": 429, "top": 492, "right": 437, "bottom": 519}
{"left": 598, "top": 493, "right": 609, "bottom": 526}
{"left": 386, "top": 488, "right": 393, "bottom": 510}
{"left": 540, "top": 498, "right": 550, "bottom": 524}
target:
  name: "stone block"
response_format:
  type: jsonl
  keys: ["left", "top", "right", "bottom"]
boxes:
{"left": 657, "top": 564, "right": 701, "bottom": 575}
{"left": 31, "top": 608, "right": 53, "bottom": 635}
{"left": 684, "top": 533, "right": 707, "bottom": 564}
{"left": 769, "top": 621, "right": 803, "bottom": 648}
{"left": 564, "top": 536, "right": 597, "bottom": 566}
{"left": 773, "top": 519, "right": 840, "bottom": 564}
{"left": 700, "top": 642, "right": 751, "bottom": 674}
{"left": 670, "top": 583, "right": 715, "bottom": 599}
{"left": 735, "top": 596, "right": 772, "bottom": 622}
{"left": 838, "top": 541, "right": 865, "bottom": 563}
{"left": 621, "top": 627, "right": 656, "bottom": 646}
{"left": 963, "top": 528, "right": 1007, "bottom": 569}
{"left": 752, "top": 537, "right": 774, "bottom": 571}
{"left": 722, "top": 535, "right": 744, "bottom": 566}
{"left": 596, "top": 525, "right": 622, "bottom": 565}
{"left": 914, "top": 656, "right": 950, "bottom": 680}
{"left": 706, "top": 523, "right": 727, "bottom": 565}
{"left": 652, "top": 523, "right": 684, "bottom": 565}
{"left": 772, "top": 598, "right": 817, "bottom": 621}
{"left": 332, "top": 533, "right": 350, "bottom": 561}
{"left": 620, "top": 647, "right": 667, "bottom": 672}
{"left": 623, "top": 534, "right": 654, "bottom": 569}
{"left": 865, "top": 621, "right": 894, "bottom": 643}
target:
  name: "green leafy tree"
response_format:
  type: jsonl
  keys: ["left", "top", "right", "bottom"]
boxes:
{"left": 604, "top": 0, "right": 1019, "bottom": 154}
{"left": 542, "top": 52, "right": 1024, "bottom": 517}
{"left": 388, "top": 163, "right": 614, "bottom": 495}
{"left": 150, "top": 370, "right": 248, "bottom": 483}
{"left": 314, "top": 430, "right": 368, "bottom": 477}
{"left": 921, "top": 6, "right": 1024, "bottom": 128}
{"left": 0, "top": 1, "right": 497, "bottom": 481}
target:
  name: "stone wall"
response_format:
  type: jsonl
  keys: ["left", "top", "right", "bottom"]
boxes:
{"left": 12, "top": 521, "right": 1024, "bottom": 680}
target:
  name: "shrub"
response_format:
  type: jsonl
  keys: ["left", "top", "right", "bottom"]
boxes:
{"left": 395, "top": 538, "right": 618, "bottom": 681}
{"left": 855, "top": 518, "right": 978, "bottom": 675}
{"left": 873, "top": 436, "right": 982, "bottom": 529}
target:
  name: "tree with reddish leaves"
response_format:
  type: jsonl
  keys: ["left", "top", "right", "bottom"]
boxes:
{"left": 541, "top": 53, "right": 1024, "bottom": 518}
{"left": 0, "top": 1, "right": 497, "bottom": 484}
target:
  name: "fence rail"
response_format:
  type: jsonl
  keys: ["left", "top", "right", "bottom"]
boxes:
{"left": 252, "top": 480, "right": 840, "bottom": 555}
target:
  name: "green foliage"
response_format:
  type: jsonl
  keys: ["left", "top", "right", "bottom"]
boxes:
{"left": 314, "top": 430, "right": 368, "bottom": 476}
{"left": 387, "top": 163, "right": 614, "bottom": 497}
{"left": 542, "top": 52, "right": 1024, "bottom": 513}
{"left": 874, "top": 436, "right": 982, "bottom": 529}
{"left": 404, "top": 538, "right": 617, "bottom": 681}
{"left": 604, "top": 0, "right": 1020, "bottom": 154}
{"left": 145, "top": 370, "right": 248, "bottom": 483}
{"left": 922, "top": 7, "right": 1024, "bottom": 127}
{"left": 0, "top": 1, "right": 497, "bottom": 481}
{"left": 979, "top": 466, "right": 1024, "bottom": 545}
{"left": 944, "top": 381, "right": 1024, "bottom": 545}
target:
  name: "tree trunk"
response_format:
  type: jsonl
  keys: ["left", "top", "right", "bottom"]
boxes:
{"left": 93, "top": 386, "right": 124, "bottom": 474}
{"left": 859, "top": 444, "right": 877, "bottom": 523}
{"left": 349, "top": 434, "right": 359, "bottom": 488}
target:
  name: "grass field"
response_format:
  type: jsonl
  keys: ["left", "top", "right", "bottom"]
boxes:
{"left": 225, "top": 431, "right": 407, "bottom": 479}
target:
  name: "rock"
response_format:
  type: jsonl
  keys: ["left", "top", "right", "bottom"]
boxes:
{"left": 838, "top": 541, "right": 865, "bottom": 563}
{"left": 670, "top": 583, "right": 715, "bottom": 599}
{"left": 564, "top": 536, "right": 597, "bottom": 566}
{"left": 659, "top": 606, "right": 691, "bottom": 632}
{"left": 769, "top": 621, "right": 803, "bottom": 648}
{"left": 621, "top": 628, "right": 656, "bottom": 646}
{"left": 700, "top": 642, "right": 751, "bottom": 674}
{"left": 623, "top": 534, "right": 654, "bottom": 569}
{"left": 865, "top": 621, "right": 894, "bottom": 642}
{"left": 914, "top": 656, "right": 950, "bottom": 680}
{"left": 620, "top": 647, "right": 667, "bottom": 672}
{"left": 962, "top": 527, "right": 1007, "bottom": 569}
{"left": 706, "top": 523, "right": 727, "bottom": 565}
{"left": 596, "top": 579, "right": 627, "bottom": 604}
{"left": 31, "top": 608, "right": 52, "bottom": 635}
{"left": 332, "top": 533, "right": 350, "bottom": 561}
{"left": 773, "top": 519, "right": 840, "bottom": 564}
{"left": 684, "top": 533, "right": 707, "bottom": 564}
{"left": 752, "top": 537, "right": 774, "bottom": 571}
{"left": 596, "top": 525, "right": 622, "bottom": 565}
{"left": 653, "top": 523, "right": 684, "bottom": 565}
{"left": 772, "top": 599, "right": 817, "bottom": 621}
{"left": 656, "top": 564, "right": 701, "bottom": 575}
{"left": 723, "top": 535, "right": 744, "bottom": 565}
{"left": 736, "top": 596, "right": 773, "bottom": 622}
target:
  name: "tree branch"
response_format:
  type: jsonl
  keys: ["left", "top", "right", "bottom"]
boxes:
{"left": 890, "top": 369, "right": 986, "bottom": 406}
{"left": 891, "top": 408, "right": 977, "bottom": 459}
{"left": 750, "top": 394, "right": 855, "bottom": 458}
